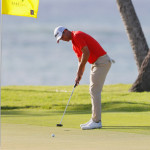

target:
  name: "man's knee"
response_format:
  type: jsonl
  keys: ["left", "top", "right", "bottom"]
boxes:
{"left": 89, "top": 85, "right": 102, "bottom": 96}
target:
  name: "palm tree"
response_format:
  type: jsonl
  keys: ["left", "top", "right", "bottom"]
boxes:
{"left": 129, "top": 50, "right": 150, "bottom": 92}
{"left": 116, "top": 0, "right": 150, "bottom": 92}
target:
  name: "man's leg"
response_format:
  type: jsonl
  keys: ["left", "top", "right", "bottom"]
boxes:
{"left": 90, "top": 55, "right": 111, "bottom": 123}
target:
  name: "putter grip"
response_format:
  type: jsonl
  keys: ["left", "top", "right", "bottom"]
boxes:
{"left": 74, "top": 83, "right": 77, "bottom": 88}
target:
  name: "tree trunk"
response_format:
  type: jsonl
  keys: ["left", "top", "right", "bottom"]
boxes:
{"left": 116, "top": 0, "right": 149, "bottom": 72}
{"left": 129, "top": 50, "right": 150, "bottom": 92}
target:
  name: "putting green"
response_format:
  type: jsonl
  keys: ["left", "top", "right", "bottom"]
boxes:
{"left": 2, "top": 123, "right": 150, "bottom": 150}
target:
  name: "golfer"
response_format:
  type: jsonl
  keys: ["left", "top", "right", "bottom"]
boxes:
{"left": 54, "top": 26, "right": 113, "bottom": 130}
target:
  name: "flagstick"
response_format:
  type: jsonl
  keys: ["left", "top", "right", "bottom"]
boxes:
{"left": 0, "top": 13, "right": 3, "bottom": 148}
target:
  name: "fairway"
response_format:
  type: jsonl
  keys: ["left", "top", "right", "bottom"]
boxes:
{"left": 2, "top": 123, "right": 150, "bottom": 150}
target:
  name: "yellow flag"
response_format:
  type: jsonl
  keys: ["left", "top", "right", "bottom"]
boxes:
{"left": 2, "top": 0, "right": 39, "bottom": 18}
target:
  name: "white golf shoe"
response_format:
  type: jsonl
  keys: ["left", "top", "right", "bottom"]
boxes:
{"left": 81, "top": 120, "right": 102, "bottom": 130}
{"left": 80, "top": 119, "right": 92, "bottom": 127}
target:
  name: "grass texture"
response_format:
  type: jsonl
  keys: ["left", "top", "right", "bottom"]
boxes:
{"left": 1, "top": 84, "right": 150, "bottom": 134}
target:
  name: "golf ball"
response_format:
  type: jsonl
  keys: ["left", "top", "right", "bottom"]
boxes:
{"left": 51, "top": 133, "right": 55, "bottom": 137}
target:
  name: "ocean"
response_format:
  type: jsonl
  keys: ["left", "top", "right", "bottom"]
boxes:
{"left": 1, "top": 0, "right": 150, "bottom": 86}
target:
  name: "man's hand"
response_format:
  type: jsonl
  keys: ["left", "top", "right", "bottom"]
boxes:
{"left": 75, "top": 46, "right": 90, "bottom": 86}
{"left": 75, "top": 70, "right": 83, "bottom": 86}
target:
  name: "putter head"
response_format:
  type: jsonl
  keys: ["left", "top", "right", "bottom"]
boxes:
{"left": 56, "top": 124, "right": 63, "bottom": 127}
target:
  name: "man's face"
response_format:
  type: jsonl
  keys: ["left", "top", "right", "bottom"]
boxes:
{"left": 60, "top": 30, "right": 71, "bottom": 42}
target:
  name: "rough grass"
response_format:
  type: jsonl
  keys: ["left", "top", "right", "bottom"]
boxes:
{"left": 1, "top": 84, "right": 150, "bottom": 112}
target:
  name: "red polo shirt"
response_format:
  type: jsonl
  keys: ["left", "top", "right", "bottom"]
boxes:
{"left": 71, "top": 31, "right": 107, "bottom": 64}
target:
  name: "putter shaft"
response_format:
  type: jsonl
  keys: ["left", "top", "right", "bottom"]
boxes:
{"left": 59, "top": 84, "right": 77, "bottom": 125}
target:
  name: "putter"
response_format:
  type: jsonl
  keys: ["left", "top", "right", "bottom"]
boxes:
{"left": 56, "top": 83, "right": 77, "bottom": 127}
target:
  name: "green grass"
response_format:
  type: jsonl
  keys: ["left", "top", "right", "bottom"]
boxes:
{"left": 2, "top": 84, "right": 150, "bottom": 111}
{"left": 1, "top": 84, "right": 150, "bottom": 134}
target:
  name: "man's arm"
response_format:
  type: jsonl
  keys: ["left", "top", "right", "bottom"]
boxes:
{"left": 75, "top": 46, "right": 90, "bottom": 86}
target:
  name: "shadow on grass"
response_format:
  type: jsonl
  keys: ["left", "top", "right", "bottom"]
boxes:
{"left": 1, "top": 110, "right": 91, "bottom": 116}
{"left": 102, "top": 101, "right": 150, "bottom": 112}
{"left": 2, "top": 101, "right": 150, "bottom": 112}
{"left": 1, "top": 106, "right": 41, "bottom": 110}
{"left": 103, "top": 126, "right": 150, "bottom": 130}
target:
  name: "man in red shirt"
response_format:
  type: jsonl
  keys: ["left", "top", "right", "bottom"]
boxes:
{"left": 54, "top": 26, "right": 113, "bottom": 130}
